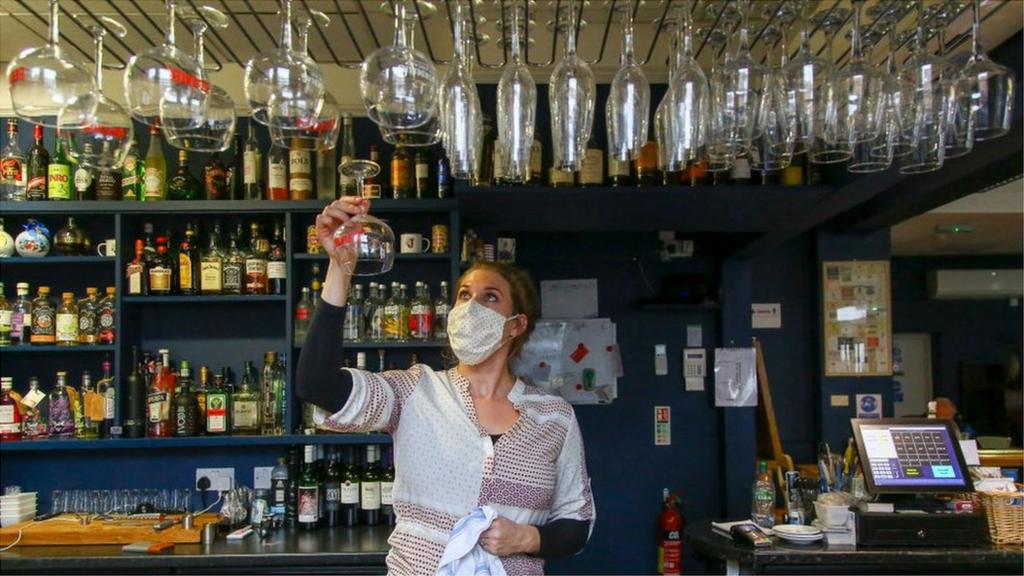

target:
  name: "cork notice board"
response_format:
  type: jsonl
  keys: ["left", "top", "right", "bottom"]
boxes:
{"left": 822, "top": 260, "right": 892, "bottom": 377}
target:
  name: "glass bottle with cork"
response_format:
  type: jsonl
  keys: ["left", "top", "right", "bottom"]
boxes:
{"left": 97, "top": 358, "right": 116, "bottom": 438}
{"left": 120, "top": 135, "right": 142, "bottom": 200}
{"left": 47, "top": 129, "right": 71, "bottom": 200}
{"left": 267, "top": 143, "right": 288, "bottom": 200}
{"left": 143, "top": 123, "right": 167, "bottom": 200}
{"left": 243, "top": 122, "right": 263, "bottom": 199}
{"left": 30, "top": 286, "right": 56, "bottom": 345}
{"left": 1, "top": 119, "right": 26, "bottom": 201}
{"left": 77, "top": 287, "right": 99, "bottom": 344}
{"left": 289, "top": 138, "right": 313, "bottom": 200}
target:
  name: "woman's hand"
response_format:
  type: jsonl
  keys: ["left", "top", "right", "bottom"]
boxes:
{"left": 315, "top": 197, "right": 371, "bottom": 273}
{"left": 478, "top": 517, "right": 540, "bottom": 557}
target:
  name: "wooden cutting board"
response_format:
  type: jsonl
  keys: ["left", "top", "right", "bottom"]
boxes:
{"left": 0, "top": 513, "right": 220, "bottom": 546}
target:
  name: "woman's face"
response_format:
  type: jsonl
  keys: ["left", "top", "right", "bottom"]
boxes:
{"left": 457, "top": 269, "right": 516, "bottom": 317}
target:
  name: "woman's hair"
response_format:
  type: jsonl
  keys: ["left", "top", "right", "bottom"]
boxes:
{"left": 456, "top": 261, "right": 540, "bottom": 358}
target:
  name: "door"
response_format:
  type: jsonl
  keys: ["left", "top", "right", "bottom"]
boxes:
{"left": 893, "top": 334, "right": 933, "bottom": 417}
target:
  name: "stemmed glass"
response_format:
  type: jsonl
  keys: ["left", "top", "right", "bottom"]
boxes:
{"left": 750, "top": 25, "right": 795, "bottom": 173}
{"left": 125, "top": 0, "right": 209, "bottom": 128}
{"left": 839, "top": 0, "right": 890, "bottom": 173}
{"left": 549, "top": 0, "right": 595, "bottom": 172}
{"left": 440, "top": 1, "right": 483, "bottom": 179}
{"left": 899, "top": 0, "right": 946, "bottom": 174}
{"left": 723, "top": 0, "right": 767, "bottom": 156}
{"left": 161, "top": 8, "right": 236, "bottom": 152}
{"left": 705, "top": 24, "right": 737, "bottom": 173}
{"left": 361, "top": 0, "right": 438, "bottom": 130}
{"left": 663, "top": 2, "right": 708, "bottom": 172}
{"left": 245, "top": 0, "right": 325, "bottom": 129}
{"left": 379, "top": 9, "right": 441, "bottom": 147}
{"left": 784, "top": 0, "right": 830, "bottom": 159}
{"left": 6, "top": 0, "right": 95, "bottom": 127}
{"left": 606, "top": 0, "right": 649, "bottom": 164}
{"left": 874, "top": 11, "right": 914, "bottom": 159}
{"left": 653, "top": 14, "right": 680, "bottom": 172}
{"left": 806, "top": 8, "right": 852, "bottom": 164}
{"left": 58, "top": 16, "right": 133, "bottom": 170}
{"left": 333, "top": 160, "right": 395, "bottom": 276}
{"left": 931, "top": 6, "right": 973, "bottom": 159}
{"left": 961, "top": 0, "right": 1014, "bottom": 140}
{"left": 498, "top": 1, "right": 536, "bottom": 184}
{"left": 268, "top": 9, "right": 340, "bottom": 151}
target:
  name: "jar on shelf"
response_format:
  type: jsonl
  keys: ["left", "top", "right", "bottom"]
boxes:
{"left": 14, "top": 219, "right": 50, "bottom": 257}
{"left": 0, "top": 218, "right": 14, "bottom": 257}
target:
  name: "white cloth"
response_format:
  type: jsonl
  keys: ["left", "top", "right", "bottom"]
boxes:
{"left": 435, "top": 506, "right": 508, "bottom": 576}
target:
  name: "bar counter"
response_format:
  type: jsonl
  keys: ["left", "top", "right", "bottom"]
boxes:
{"left": 685, "top": 519, "right": 1023, "bottom": 575}
{"left": 0, "top": 525, "right": 391, "bottom": 575}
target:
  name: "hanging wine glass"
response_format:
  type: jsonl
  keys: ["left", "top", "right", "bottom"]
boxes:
{"left": 784, "top": 0, "right": 829, "bottom": 158}
{"left": 930, "top": 6, "right": 974, "bottom": 159}
{"left": 654, "top": 14, "right": 680, "bottom": 172}
{"left": 245, "top": 0, "right": 325, "bottom": 129}
{"left": 961, "top": 0, "right": 1014, "bottom": 140}
{"left": 723, "top": 0, "right": 767, "bottom": 155}
{"left": 125, "top": 0, "right": 209, "bottom": 128}
{"left": 750, "top": 25, "right": 795, "bottom": 173}
{"left": 549, "top": 0, "right": 595, "bottom": 172}
{"left": 875, "top": 14, "right": 914, "bottom": 159}
{"left": 333, "top": 161, "right": 395, "bottom": 276}
{"left": 361, "top": 0, "right": 439, "bottom": 130}
{"left": 268, "top": 9, "right": 340, "bottom": 151}
{"left": 838, "top": 0, "right": 890, "bottom": 173}
{"left": 379, "top": 3, "right": 441, "bottom": 147}
{"left": 704, "top": 23, "right": 737, "bottom": 173}
{"left": 899, "top": 0, "right": 946, "bottom": 174}
{"left": 57, "top": 16, "right": 133, "bottom": 170}
{"left": 661, "top": 1, "right": 708, "bottom": 172}
{"left": 498, "top": 1, "right": 536, "bottom": 184}
{"left": 804, "top": 8, "right": 852, "bottom": 164}
{"left": 6, "top": 0, "right": 96, "bottom": 127}
{"left": 161, "top": 7, "right": 236, "bottom": 153}
{"left": 606, "top": 0, "right": 650, "bottom": 163}
{"left": 440, "top": 1, "right": 483, "bottom": 179}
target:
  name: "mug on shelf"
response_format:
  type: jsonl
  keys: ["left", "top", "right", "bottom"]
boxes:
{"left": 400, "top": 233, "right": 431, "bottom": 254}
{"left": 96, "top": 239, "right": 117, "bottom": 257}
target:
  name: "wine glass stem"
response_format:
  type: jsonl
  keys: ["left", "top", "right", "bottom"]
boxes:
{"left": 972, "top": 0, "right": 982, "bottom": 57}
{"left": 48, "top": 0, "right": 59, "bottom": 47}
{"left": 193, "top": 27, "right": 206, "bottom": 69}
{"left": 681, "top": 3, "right": 693, "bottom": 60}
{"left": 851, "top": 3, "right": 861, "bottom": 60}
{"left": 565, "top": 0, "right": 578, "bottom": 56}
{"left": 393, "top": 1, "right": 406, "bottom": 49}
{"left": 621, "top": 3, "right": 636, "bottom": 64}
{"left": 355, "top": 175, "right": 365, "bottom": 198}
{"left": 280, "top": 0, "right": 294, "bottom": 50}
{"left": 93, "top": 32, "right": 105, "bottom": 85}
{"left": 165, "top": 0, "right": 176, "bottom": 47}
{"left": 510, "top": 1, "right": 522, "bottom": 62}
{"left": 453, "top": 1, "right": 465, "bottom": 60}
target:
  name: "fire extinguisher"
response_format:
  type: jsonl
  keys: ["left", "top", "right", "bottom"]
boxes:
{"left": 657, "top": 488, "right": 684, "bottom": 575}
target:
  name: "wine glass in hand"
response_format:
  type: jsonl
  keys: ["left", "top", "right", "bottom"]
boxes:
{"left": 315, "top": 198, "right": 369, "bottom": 274}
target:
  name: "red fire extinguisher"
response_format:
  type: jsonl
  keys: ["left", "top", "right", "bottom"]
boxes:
{"left": 657, "top": 489, "right": 684, "bottom": 575}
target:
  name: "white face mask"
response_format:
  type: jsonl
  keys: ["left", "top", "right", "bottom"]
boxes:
{"left": 446, "top": 299, "right": 521, "bottom": 366}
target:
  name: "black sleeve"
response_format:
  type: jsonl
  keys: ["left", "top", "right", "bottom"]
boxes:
{"left": 294, "top": 299, "right": 353, "bottom": 414}
{"left": 535, "top": 518, "right": 590, "bottom": 559}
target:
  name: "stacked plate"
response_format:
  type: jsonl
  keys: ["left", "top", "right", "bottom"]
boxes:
{"left": 0, "top": 492, "right": 38, "bottom": 527}
{"left": 771, "top": 524, "right": 823, "bottom": 544}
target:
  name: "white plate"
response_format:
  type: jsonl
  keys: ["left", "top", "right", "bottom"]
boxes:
{"left": 772, "top": 524, "right": 823, "bottom": 537}
{"left": 775, "top": 532, "right": 824, "bottom": 544}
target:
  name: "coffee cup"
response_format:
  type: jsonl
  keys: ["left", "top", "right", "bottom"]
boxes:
{"left": 400, "top": 233, "right": 431, "bottom": 254}
{"left": 96, "top": 239, "right": 116, "bottom": 257}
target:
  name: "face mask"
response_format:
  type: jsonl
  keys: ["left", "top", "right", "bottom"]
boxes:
{"left": 446, "top": 299, "right": 520, "bottom": 366}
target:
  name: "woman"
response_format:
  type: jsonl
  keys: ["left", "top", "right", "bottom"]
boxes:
{"left": 297, "top": 198, "right": 595, "bottom": 575}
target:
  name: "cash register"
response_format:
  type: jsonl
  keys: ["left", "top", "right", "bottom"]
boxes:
{"left": 850, "top": 418, "right": 988, "bottom": 547}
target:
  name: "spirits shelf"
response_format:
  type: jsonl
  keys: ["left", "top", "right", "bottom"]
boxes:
{"left": 294, "top": 341, "right": 449, "bottom": 350}
{"left": 292, "top": 253, "right": 451, "bottom": 261}
{"left": 121, "top": 295, "right": 288, "bottom": 304}
{"left": 0, "top": 344, "right": 117, "bottom": 353}
{"left": 0, "top": 199, "right": 456, "bottom": 215}
{"left": 0, "top": 256, "right": 115, "bottom": 264}
{"left": 0, "top": 434, "right": 392, "bottom": 452}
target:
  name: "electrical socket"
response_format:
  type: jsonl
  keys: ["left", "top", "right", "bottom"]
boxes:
{"left": 196, "top": 467, "right": 235, "bottom": 492}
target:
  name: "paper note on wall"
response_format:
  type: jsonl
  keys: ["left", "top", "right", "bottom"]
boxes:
{"left": 714, "top": 348, "right": 757, "bottom": 407}
{"left": 541, "top": 279, "right": 598, "bottom": 319}
{"left": 512, "top": 319, "right": 619, "bottom": 404}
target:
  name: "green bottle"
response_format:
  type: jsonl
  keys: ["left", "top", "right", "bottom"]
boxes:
{"left": 121, "top": 137, "right": 143, "bottom": 201}
{"left": 298, "top": 445, "right": 321, "bottom": 530}
{"left": 168, "top": 150, "right": 200, "bottom": 200}
{"left": 47, "top": 130, "right": 71, "bottom": 200}
{"left": 205, "top": 373, "right": 230, "bottom": 435}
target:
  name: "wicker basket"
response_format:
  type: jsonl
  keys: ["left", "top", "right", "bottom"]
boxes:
{"left": 976, "top": 486, "right": 1024, "bottom": 545}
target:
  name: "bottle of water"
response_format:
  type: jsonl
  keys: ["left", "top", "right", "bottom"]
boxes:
{"left": 751, "top": 460, "right": 776, "bottom": 529}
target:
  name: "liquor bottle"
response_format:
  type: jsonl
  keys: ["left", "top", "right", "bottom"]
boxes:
{"left": 147, "top": 349, "right": 175, "bottom": 438}
{"left": 126, "top": 239, "right": 147, "bottom": 296}
{"left": 221, "top": 231, "right": 245, "bottom": 295}
{"left": 381, "top": 447, "right": 396, "bottom": 526}
{"left": 410, "top": 282, "right": 433, "bottom": 341}
{"left": 316, "top": 145, "right": 336, "bottom": 200}
{"left": 0, "top": 377, "right": 22, "bottom": 441}
{"left": 310, "top": 263, "right": 322, "bottom": 304}
{"left": 751, "top": 460, "right": 776, "bottom": 529}
{"left": 688, "top": 160, "right": 708, "bottom": 187}
{"left": 0, "top": 283, "right": 10, "bottom": 346}
{"left": 73, "top": 144, "right": 97, "bottom": 200}
{"left": 177, "top": 223, "right": 199, "bottom": 295}
{"left": 267, "top": 143, "right": 288, "bottom": 200}
{"left": 433, "top": 281, "right": 450, "bottom": 341}
{"left": 289, "top": 138, "right": 313, "bottom": 200}
{"left": 173, "top": 360, "right": 199, "bottom": 437}
{"left": 167, "top": 150, "right": 198, "bottom": 200}
{"left": 336, "top": 446, "right": 360, "bottom": 526}
{"left": 285, "top": 447, "right": 300, "bottom": 526}
{"left": 663, "top": 166, "right": 685, "bottom": 187}
{"left": 475, "top": 115, "right": 496, "bottom": 187}
{"left": 271, "top": 354, "right": 286, "bottom": 433}
{"left": 97, "top": 358, "right": 115, "bottom": 438}
{"left": 10, "top": 283, "right": 31, "bottom": 346}
{"left": 205, "top": 372, "right": 230, "bottom": 435}
{"left": 259, "top": 352, "right": 280, "bottom": 435}
{"left": 636, "top": 139, "right": 660, "bottom": 187}
{"left": 243, "top": 122, "right": 263, "bottom": 199}
{"left": 77, "top": 287, "right": 99, "bottom": 344}
{"left": 48, "top": 371, "right": 75, "bottom": 438}
{"left": 362, "top": 145, "right": 382, "bottom": 198}
{"left": 141, "top": 222, "right": 157, "bottom": 267}
{"left": 200, "top": 223, "right": 224, "bottom": 295}
{"left": 414, "top": 149, "right": 430, "bottom": 198}
{"left": 21, "top": 376, "right": 48, "bottom": 439}
{"left": 231, "top": 363, "right": 260, "bottom": 435}
{"left": 147, "top": 236, "right": 175, "bottom": 295}
{"left": 76, "top": 371, "right": 99, "bottom": 439}
{"left": 368, "top": 283, "right": 386, "bottom": 341}
{"left": 294, "top": 287, "right": 312, "bottom": 346}
{"left": 550, "top": 166, "right": 575, "bottom": 188}
{"left": 579, "top": 139, "right": 604, "bottom": 187}
{"left": 343, "top": 284, "right": 364, "bottom": 342}
{"left": 298, "top": 444, "right": 321, "bottom": 530}
{"left": 95, "top": 142, "right": 122, "bottom": 200}
{"left": 55, "top": 291, "right": 78, "bottom": 346}
{"left": 390, "top": 139, "right": 412, "bottom": 199}
{"left": 121, "top": 136, "right": 142, "bottom": 200}
{"left": 338, "top": 114, "right": 357, "bottom": 196}
{"left": 529, "top": 139, "right": 543, "bottom": 186}
{"left": 1, "top": 119, "right": 26, "bottom": 201}
{"left": 97, "top": 287, "right": 116, "bottom": 344}
{"left": 360, "top": 445, "right": 382, "bottom": 525}
{"left": 271, "top": 455, "right": 289, "bottom": 517}
{"left": 47, "top": 129, "right": 71, "bottom": 200}
{"left": 322, "top": 446, "right": 342, "bottom": 526}
{"left": 204, "top": 154, "right": 228, "bottom": 200}
{"left": 143, "top": 124, "right": 167, "bottom": 200}
{"left": 267, "top": 222, "right": 287, "bottom": 295}
{"left": 25, "top": 124, "right": 48, "bottom": 200}
{"left": 436, "top": 149, "right": 452, "bottom": 198}
{"left": 245, "top": 222, "right": 269, "bottom": 295}
{"left": 123, "top": 346, "right": 146, "bottom": 438}
{"left": 30, "top": 286, "right": 56, "bottom": 345}
{"left": 780, "top": 154, "right": 804, "bottom": 187}
{"left": 226, "top": 133, "right": 241, "bottom": 200}
{"left": 382, "top": 283, "right": 401, "bottom": 342}
{"left": 194, "top": 365, "right": 209, "bottom": 429}
{"left": 492, "top": 143, "right": 506, "bottom": 186}
{"left": 729, "top": 154, "right": 752, "bottom": 185}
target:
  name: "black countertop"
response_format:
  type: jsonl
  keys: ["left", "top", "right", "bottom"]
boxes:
{"left": 0, "top": 525, "right": 391, "bottom": 574}
{"left": 685, "top": 520, "right": 1023, "bottom": 574}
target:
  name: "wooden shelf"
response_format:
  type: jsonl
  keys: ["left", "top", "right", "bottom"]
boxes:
{"left": 0, "top": 199, "right": 456, "bottom": 214}
{"left": 0, "top": 344, "right": 117, "bottom": 353}
{"left": 0, "top": 434, "right": 392, "bottom": 452}
{"left": 0, "top": 256, "right": 115, "bottom": 264}
{"left": 121, "top": 295, "right": 287, "bottom": 304}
